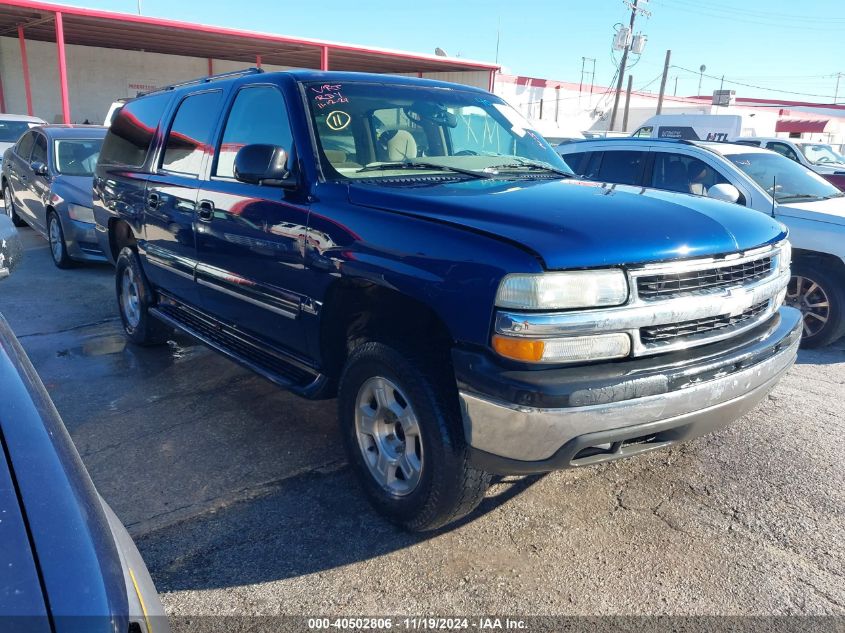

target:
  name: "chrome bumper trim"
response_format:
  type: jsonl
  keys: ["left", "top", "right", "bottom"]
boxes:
{"left": 459, "top": 333, "right": 799, "bottom": 462}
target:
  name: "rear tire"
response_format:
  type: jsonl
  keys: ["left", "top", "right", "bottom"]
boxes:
{"left": 47, "top": 212, "right": 73, "bottom": 269}
{"left": 786, "top": 261, "right": 845, "bottom": 348}
{"left": 115, "top": 247, "right": 171, "bottom": 346}
{"left": 3, "top": 184, "right": 26, "bottom": 227}
{"left": 338, "top": 341, "right": 491, "bottom": 531}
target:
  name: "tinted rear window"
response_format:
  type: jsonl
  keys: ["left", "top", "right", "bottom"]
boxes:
{"left": 99, "top": 93, "right": 171, "bottom": 168}
{"left": 161, "top": 91, "right": 223, "bottom": 176}
{"left": 596, "top": 150, "right": 644, "bottom": 185}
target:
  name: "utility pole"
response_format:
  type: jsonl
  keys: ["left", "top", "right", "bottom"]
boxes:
{"left": 697, "top": 64, "right": 706, "bottom": 96}
{"left": 622, "top": 74, "right": 633, "bottom": 132}
{"left": 609, "top": 0, "right": 649, "bottom": 131}
{"left": 656, "top": 49, "right": 671, "bottom": 115}
{"left": 673, "top": 76, "right": 678, "bottom": 96}
{"left": 835, "top": 72, "right": 844, "bottom": 104}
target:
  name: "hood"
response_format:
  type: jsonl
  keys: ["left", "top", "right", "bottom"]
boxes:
{"left": 348, "top": 178, "right": 786, "bottom": 270}
{"left": 53, "top": 174, "right": 94, "bottom": 207}
{"left": 0, "top": 141, "right": 15, "bottom": 156}
{"left": 777, "top": 196, "right": 845, "bottom": 227}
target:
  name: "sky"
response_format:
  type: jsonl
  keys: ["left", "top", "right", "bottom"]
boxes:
{"left": 70, "top": 0, "right": 844, "bottom": 103}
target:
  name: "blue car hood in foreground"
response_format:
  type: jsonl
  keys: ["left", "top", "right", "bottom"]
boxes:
{"left": 348, "top": 178, "right": 787, "bottom": 269}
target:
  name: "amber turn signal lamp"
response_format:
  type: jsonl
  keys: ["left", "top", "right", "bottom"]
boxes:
{"left": 491, "top": 335, "right": 545, "bottom": 362}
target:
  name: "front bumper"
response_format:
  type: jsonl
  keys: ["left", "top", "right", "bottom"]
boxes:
{"left": 64, "top": 217, "right": 108, "bottom": 262}
{"left": 458, "top": 306, "right": 802, "bottom": 474}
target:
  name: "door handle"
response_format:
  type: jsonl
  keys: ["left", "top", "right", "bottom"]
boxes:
{"left": 197, "top": 199, "right": 214, "bottom": 221}
{"left": 146, "top": 192, "right": 160, "bottom": 209}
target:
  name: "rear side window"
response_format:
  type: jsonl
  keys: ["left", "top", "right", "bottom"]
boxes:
{"left": 30, "top": 134, "right": 47, "bottom": 164}
{"left": 162, "top": 91, "right": 224, "bottom": 176}
{"left": 561, "top": 151, "right": 586, "bottom": 173}
{"left": 16, "top": 132, "right": 34, "bottom": 159}
{"left": 100, "top": 93, "right": 171, "bottom": 168}
{"left": 596, "top": 150, "right": 645, "bottom": 185}
{"left": 651, "top": 152, "right": 729, "bottom": 196}
{"left": 214, "top": 86, "right": 293, "bottom": 178}
{"left": 767, "top": 142, "right": 799, "bottom": 163}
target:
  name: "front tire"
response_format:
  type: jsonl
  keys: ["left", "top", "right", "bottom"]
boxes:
{"left": 48, "top": 212, "right": 73, "bottom": 269}
{"left": 115, "top": 247, "right": 171, "bottom": 346}
{"left": 338, "top": 341, "right": 490, "bottom": 531}
{"left": 786, "top": 261, "right": 845, "bottom": 348}
{"left": 3, "top": 184, "right": 26, "bottom": 227}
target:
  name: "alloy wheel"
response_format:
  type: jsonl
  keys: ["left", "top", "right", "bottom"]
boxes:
{"left": 48, "top": 217, "right": 63, "bottom": 263}
{"left": 120, "top": 267, "right": 142, "bottom": 329}
{"left": 785, "top": 275, "right": 830, "bottom": 338}
{"left": 354, "top": 376, "right": 424, "bottom": 496}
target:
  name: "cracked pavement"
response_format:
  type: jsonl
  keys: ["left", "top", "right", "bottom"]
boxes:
{"left": 1, "top": 227, "right": 843, "bottom": 618}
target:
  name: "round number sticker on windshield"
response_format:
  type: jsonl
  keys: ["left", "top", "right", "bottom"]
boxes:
{"left": 326, "top": 111, "right": 351, "bottom": 131}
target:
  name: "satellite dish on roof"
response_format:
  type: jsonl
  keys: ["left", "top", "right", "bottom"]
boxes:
{"left": 434, "top": 47, "right": 448, "bottom": 57}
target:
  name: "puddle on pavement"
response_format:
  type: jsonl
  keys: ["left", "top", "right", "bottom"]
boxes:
{"left": 67, "top": 332, "right": 202, "bottom": 365}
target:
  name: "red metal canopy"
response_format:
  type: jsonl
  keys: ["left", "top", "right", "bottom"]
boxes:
{"left": 0, "top": 0, "right": 499, "bottom": 121}
{"left": 0, "top": 0, "right": 498, "bottom": 73}
{"left": 775, "top": 118, "right": 830, "bottom": 134}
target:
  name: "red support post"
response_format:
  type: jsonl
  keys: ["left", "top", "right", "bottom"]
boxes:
{"left": 320, "top": 46, "right": 329, "bottom": 71}
{"left": 17, "top": 25, "right": 33, "bottom": 116}
{"left": 488, "top": 70, "right": 496, "bottom": 93}
{"left": 255, "top": 54, "right": 262, "bottom": 68}
{"left": 55, "top": 12, "right": 71, "bottom": 123}
{"left": 207, "top": 58, "right": 213, "bottom": 76}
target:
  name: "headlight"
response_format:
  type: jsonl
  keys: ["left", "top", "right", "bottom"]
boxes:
{"left": 492, "top": 332, "right": 631, "bottom": 364}
{"left": 495, "top": 269, "right": 628, "bottom": 310}
{"left": 67, "top": 203, "right": 95, "bottom": 224}
{"left": 778, "top": 240, "right": 791, "bottom": 272}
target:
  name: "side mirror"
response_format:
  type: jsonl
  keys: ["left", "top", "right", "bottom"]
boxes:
{"left": 0, "top": 214, "right": 24, "bottom": 280}
{"left": 233, "top": 144, "right": 295, "bottom": 187}
{"left": 708, "top": 183, "right": 741, "bottom": 204}
{"left": 30, "top": 161, "right": 48, "bottom": 176}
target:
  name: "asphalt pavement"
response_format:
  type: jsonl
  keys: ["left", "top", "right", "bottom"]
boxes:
{"left": 2, "top": 227, "right": 843, "bottom": 624}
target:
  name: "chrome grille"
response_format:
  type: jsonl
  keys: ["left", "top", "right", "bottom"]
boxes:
{"left": 637, "top": 256, "right": 774, "bottom": 300}
{"left": 640, "top": 300, "right": 769, "bottom": 345}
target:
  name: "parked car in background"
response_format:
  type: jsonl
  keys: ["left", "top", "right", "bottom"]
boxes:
{"left": 735, "top": 137, "right": 845, "bottom": 190}
{"left": 557, "top": 138, "right": 845, "bottom": 346}
{"left": 95, "top": 69, "right": 799, "bottom": 531}
{"left": 0, "top": 113, "right": 47, "bottom": 157}
{"left": 0, "top": 214, "right": 167, "bottom": 633}
{"left": 104, "top": 98, "right": 129, "bottom": 126}
{"left": 1, "top": 125, "right": 107, "bottom": 268}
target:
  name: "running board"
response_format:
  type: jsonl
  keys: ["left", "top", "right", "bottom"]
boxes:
{"left": 150, "top": 299, "right": 327, "bottom": 398}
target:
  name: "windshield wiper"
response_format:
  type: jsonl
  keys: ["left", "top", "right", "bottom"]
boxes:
{"left": 776, "top": 194, "right": 826, "bottom": 202}
{"left": 483, "top": 158, "right": 574, "bottom": 178}
{"left": 357, "top": 161, "right": 491, "bottom": 179}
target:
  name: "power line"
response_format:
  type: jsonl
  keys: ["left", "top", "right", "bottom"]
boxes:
{"left": 672, "top": 65, "right": 837, "bottom": 100}
{"left": 651, "top": 0, "right": 845, "bottom": 31}
{"left": 663, "top": 0, "right": 845, "bottom": 23}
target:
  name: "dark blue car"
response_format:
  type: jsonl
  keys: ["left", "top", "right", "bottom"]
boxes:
{"left": 0, "top": 215, "right": 167, "bottom": 632}
{"left": 94, "top": 69, "right": 802, "bottom": 531}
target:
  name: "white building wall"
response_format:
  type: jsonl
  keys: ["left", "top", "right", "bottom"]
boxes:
{"left": 0, "top": 36, "right": 490, "bottom": 124}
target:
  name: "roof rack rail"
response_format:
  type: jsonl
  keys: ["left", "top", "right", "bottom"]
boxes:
{"left": 138, "top": 67, "right": 264, "bottom": 96}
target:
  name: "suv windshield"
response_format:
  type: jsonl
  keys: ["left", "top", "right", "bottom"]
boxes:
{"left": 796, "top": 143, "right": 845, "bottom": 166}
{"left": 0, "top": 120, "right": 35, "bottom": 143}
{"left": 303, "top": 81, "right": 572, "bottom": 180}
{"left": 54, "top": 138, "right": 103, "bottom": 176}
{"left": 728, "top": 152, "right": 843, "bottom": 202}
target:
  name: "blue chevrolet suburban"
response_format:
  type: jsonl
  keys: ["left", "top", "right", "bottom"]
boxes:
{"left": 93, "top": 69, "right": 801, "bottom": 531}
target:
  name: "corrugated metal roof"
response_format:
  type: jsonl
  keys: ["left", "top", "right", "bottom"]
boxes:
{"left": 0, "top": 0, "right": 499, "bottom": 74}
